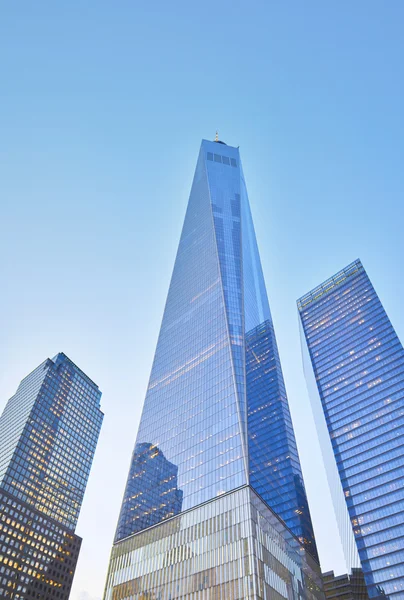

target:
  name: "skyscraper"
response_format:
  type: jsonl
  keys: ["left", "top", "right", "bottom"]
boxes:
{"left": 298, "top": 259, "right": 404, "bottom": 600}
{"left": 0, "top": 352, "right": 104, "bottom": 599}
{"left": 103, "top": 139, "right": 323, "bottom": 600}
{"left": 322, "top": 569, "right": 369, "bottom": 600}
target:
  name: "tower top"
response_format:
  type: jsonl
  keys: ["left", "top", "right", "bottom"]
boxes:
{"left": 213, "top": 131, "right": 227, "bottom": 145}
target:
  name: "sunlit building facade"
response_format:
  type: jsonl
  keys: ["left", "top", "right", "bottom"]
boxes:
{"left": 103, "top": 139, "right": 323, "bottom": 600}
{"left": 298, "top": 260, "right": 404, "bottom": 600}
{"left": 0, "top": 352, "right": 103, "bottom": 599}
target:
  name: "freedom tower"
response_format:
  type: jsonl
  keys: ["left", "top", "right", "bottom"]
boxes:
{"left": 103, "top": 139, "right": 323, "bottom": 600}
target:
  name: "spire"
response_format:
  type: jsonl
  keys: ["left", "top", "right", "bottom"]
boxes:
{"left": 215, "top": 130, "right": 219, "bottom": 142}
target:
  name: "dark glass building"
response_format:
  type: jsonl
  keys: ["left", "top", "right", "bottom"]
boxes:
{"left": 323, "top": 569, "right": 369, "bottom": 600}
{"left": 0, "top": 353, "right": 103, "bottom": 599}
{"left": 298, "top": 260, "right": 404, "bottom": 600}
{"left": 103, "top": 139, "right": 323, "bottom": 600}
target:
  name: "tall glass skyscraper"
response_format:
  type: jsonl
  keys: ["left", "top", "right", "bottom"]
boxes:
{"left": 0, "top": 352, "right": 104, "bottom": 599}
{"left": 103, "top": 139, "right": 323, "bottom": 600}
{"left": 298, "top": 259, "right": 404, "bottom": 600}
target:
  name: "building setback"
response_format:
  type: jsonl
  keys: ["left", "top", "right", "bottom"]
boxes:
{"left": 103, "top": 139, "right": 323, "bottom": 600}
{"left": 298, "top": 260, "right": 404, "bottom": 600}
{"left": 0, "top": 353, "right": 103, "bottom": 599}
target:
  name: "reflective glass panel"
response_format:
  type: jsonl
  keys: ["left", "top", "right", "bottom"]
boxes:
{"left": 115, "top": 140, "right": 318, "bottom": 564}
{"left": 299, "top": 260, "right": 404, "bottom": 599}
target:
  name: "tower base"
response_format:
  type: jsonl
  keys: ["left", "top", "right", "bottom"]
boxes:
{"left": 104, "top": 486, "right": 323, "bottom": 600}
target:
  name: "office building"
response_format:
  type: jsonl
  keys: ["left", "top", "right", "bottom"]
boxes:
{"left": 0, "top": 353, "right": 103, "bottom": 599}
{"left": 298, "top": 259, "right": 404, "bottom": 599}
{"left": 323, "top": 569, "right": 369, "bottom": 600}
{"left": 103, "top": 138, "right": 323, "bottom": 600}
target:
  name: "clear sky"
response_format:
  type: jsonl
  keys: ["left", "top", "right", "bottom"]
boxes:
{"left": 1, "top": 2, "right": 404, "bottom": 599}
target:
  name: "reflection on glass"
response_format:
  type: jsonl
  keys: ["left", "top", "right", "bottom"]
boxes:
{"left": 245, "top": 319, "right": 318, "bottom": 561}
{"left": 109, "top": 139, "right": 322, "bottom": 600}
{"left": 0, "top": 353, "right": 103, "bottom": 599}
{"left": 116, "top": 442, "right": 183, "bottom": 540}
{"left": 107, "top": 488, "right": 324, "bottom": 600}
{"left": 299, "top": 260, "right": 404, "bottom": 599}
{"left": 116, "top": 140, "right": 318, "bottom": 560}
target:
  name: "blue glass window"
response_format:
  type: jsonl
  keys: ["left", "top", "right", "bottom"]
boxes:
{"left": 299, "top": 260, "right": 404, "bottom": 599}
{"left": 115, "top": 140, "right": 318, "bottom": 564}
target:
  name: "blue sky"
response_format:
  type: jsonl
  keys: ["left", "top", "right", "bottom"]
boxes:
{"left": 1, "top": 2, "right": 404, "bottom": 598}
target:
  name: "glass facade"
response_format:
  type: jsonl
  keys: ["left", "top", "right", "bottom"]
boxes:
{"left": 115, "top": 139, "right": 317, "bottom": 556}
{"left": 0, "top": 488, "right": 82, "bottom": 600}
{"left": 298, "top": 260, "right": 404, "bottom": 600}
{"left": 322, "top": 568, "right": 369, "bottom": 600}
{"left": 106, "top": 138, "right": 322, "bottom": 600}
{"left": 0, "top": 352, "right": 104, "bottom": 599}
{"left": 106, "top": 487, "right": 323, "bottom": 600}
